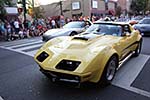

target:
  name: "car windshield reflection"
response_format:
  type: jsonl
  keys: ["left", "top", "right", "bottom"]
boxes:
{"left": 85, "top": 23, "right": 122, "bottom": 36}
{"left": 63, "top": 22, "right": 85, "bottom": 28}
{"left": 139, "top": 18, "right": 150, "bottom": 24}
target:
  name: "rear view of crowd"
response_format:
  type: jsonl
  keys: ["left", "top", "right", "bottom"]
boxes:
{"left": 1, "top": 14, "right": 147, "bottom": 41}
{"left": 0, "top": 18, "right": 49, "bottom": 41}
{"left": 0, "top": 15, "right": 90, "bottom": 41}
{"left": 0, "top": 15, "right": 80, "bottom": 41}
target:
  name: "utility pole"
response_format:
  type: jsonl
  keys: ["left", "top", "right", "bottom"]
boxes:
{"left": 32, "top": 0, "right": 35, "bottom": 18}
{"left": 104, "top": 0, "right": 108, "bottom": 16}
{"left": 22, "top": 0, "right": 26, "bottom": 22}
{"left": 60, "top": 0, "right": 63, "bottom": 15}
{"left": 32, "top": 0, "right": 34, "bottom": 9}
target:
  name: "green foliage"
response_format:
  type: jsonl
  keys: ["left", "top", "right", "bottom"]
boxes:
{"left": 115, "top": 6, "right": 122, "bottom": 17}
{"left": 0, "top": 0, "right": 14, "bottom": 7}
{"left": 33, "top": 7, "right": 45, "bottom": 18}
{"left": 0, "top": 0, "right": 14, "bottom": 17}
{"left": 130, "top": 0, "right": 147, "bottom": 15}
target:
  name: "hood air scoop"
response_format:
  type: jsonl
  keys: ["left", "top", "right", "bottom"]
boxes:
{"left": 72, "top": 33, "right": 98, "bottom": 41}
{"left": 73, "top": 37, "right": 89, "bottom": 41}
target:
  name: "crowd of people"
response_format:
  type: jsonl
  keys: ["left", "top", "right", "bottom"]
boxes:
{"left": 0, "top": 14, "right": 148, "bottom": 41}
{"left": 0, "top": 18, "right": 49, "bottom": 41}
{"left": 0, "top": 15, "right": 92, "bottom": 41}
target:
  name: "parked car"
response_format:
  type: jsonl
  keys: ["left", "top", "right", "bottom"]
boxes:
{"left": 129, "top": 16, "right": 143, "bottom": 25}
{"left": 42, "top": 20, "right": 92, "bottom": 41}
{"left": 133, "top": 17, "right": 150, "bottom": 36}
{"left": 34, "top": 21, "right": 142, "bottom": 87}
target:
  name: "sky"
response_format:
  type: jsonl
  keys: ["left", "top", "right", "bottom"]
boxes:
{"left": 38, "top": 0, "right": 61, "bottom": 5}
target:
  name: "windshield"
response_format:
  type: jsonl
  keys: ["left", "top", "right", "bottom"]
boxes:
{"left": 63, "top": 21, "right": 85, "bottom": 28}
{"left": 85, "top": 23, "right": 122, "bottom": 36}
{"left": 139, "top": 18, "right": 150, "bottom": 24}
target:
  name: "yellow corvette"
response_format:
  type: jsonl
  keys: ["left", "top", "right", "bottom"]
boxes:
{"left": 34, "top": 21, "right": 142, "bottom": 86}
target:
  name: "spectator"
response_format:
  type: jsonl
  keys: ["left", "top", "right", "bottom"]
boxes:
{"left": 51, "top": 19, "right": 56, "bottom": 28}
{"left": 60, "top": 15, "right": 65, "bottom": 27}
{"left": 14, "top": 19, "right": 20, "bottom": 34}
{"left": 18, "top": 28, "right": 24, "bottom": 39}
{"left": 23, "top": 29, "right": 30, "bottom": 38}
{"left": 0, "top": 20, "right": 6, "bottom": 34}
{"left": 5, "top": 22, "right": 12, "bottom": 41}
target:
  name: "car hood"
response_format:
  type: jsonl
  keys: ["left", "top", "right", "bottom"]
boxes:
{"left": 43, "top": 28, "right": 83, "bottom": 36}
{"left": 51, "top": 33, "right": 120, "bottom": 48}
{"left": 46, "top": 33, "right": 120, "bottom": 60}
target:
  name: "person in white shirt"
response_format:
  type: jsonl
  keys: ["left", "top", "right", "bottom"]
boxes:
{"left": 14, "top": 19, "right": 20, "bottom": 34}
{"left": 51, "top": 19, "right": 56, "bottom": 28}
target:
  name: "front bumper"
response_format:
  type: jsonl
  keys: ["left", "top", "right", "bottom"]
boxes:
{"left": 138, "top": 29, "right": 150, "bottom": 36}
{"left": 40, "top": 67, "right": 81, "bottom": 83}
{"left": 39, "top": 66, "right": 92, "bottom": 85}
{"left": 140, "top": 31, "right": 150, "bottom": 36}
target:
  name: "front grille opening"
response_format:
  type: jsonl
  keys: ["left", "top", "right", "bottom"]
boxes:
{"left": 50, "top": 71, "right": 80, "bottom": 80}
{"left": 36, "top": 51, "right": 49, "bottom": 62}
{"left": 56, "top": 60, "right": 81, "bottom": 71}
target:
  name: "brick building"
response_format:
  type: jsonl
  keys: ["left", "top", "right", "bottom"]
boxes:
{"left": 41, "top": 0, "right": 117, "bottom": 18}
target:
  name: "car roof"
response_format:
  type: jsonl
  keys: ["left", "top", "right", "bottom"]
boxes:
{"left": 94, "top": 20, "right": 129, "bottom": 26}
{"left": 142, "top": 17, "right": 150, "bottom": 20}
{"left": 69, "top": 20, "right": 93, "bottom": 24}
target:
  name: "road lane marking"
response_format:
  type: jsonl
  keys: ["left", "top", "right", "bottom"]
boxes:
{"left": 0, "top": 46, "right": 33, "bottom": 57}
{"left": 113, "top": 54, "right": 150, "bottom": 86}
{"left": 115, "top": 84, "right": 150, "bottom": 98}
{"left": 0, "top": 40, "right": 43, "bottom": 57}
{"left": 8, "top": 40, "right": 43, "bottom": 49}
{"left": 11, "top": 41, "right": 43, "bottom": 49}
{"left": 0, "top": 37, "right": 41, "bottom": 47}
{"left": 26, "top": 49, "right": 39, "bottom": 57}
{"left": 0, "top": 96, "right": 4, "bottom": 100}
{"left": 112, "top": 54, "right": 150, "bottom": 98}
{"left": 15, "top": 43, "right": 43, "bottom": 51}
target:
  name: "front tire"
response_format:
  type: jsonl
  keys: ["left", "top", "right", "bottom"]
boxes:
{"left": 99, "top": 55, "right": 118, "bottom": 86}
{"left": 133, "top": 40, "right": 142, "bottom": 57}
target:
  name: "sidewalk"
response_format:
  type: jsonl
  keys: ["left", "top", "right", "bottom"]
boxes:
{"left": 0, "top": 35, "right": 42, "bottom": 43}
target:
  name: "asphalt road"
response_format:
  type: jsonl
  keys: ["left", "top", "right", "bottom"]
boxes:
{"left": 0, "top": 37, "right": 150, "bottom": 100}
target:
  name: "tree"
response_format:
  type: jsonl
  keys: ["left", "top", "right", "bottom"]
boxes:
{"left": 115, "top": 6, "right": 122, "bottom": 17}
{"left": 0, "top": 0, "right": 14, "bottom": 18}
{"left": 130, "top": 0, "right": 147, "bottom": 15}
{"left": 146, "top": 0, "right": 150, "bottom": 12}
{"left": 33, "top": 6, "right": 45, "bottom": 18}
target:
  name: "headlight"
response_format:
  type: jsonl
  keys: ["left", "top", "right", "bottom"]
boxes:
{"left": 56, "top": 60, "right": 81, "bottom": 71}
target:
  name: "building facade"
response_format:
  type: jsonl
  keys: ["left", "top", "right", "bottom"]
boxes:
{"left": 42, "top": 0, "right": 117, "bottom": 18}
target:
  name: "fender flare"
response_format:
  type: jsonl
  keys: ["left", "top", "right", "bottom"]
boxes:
{"left": 89, "top": 47, "right": 119, "bottom": 83}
